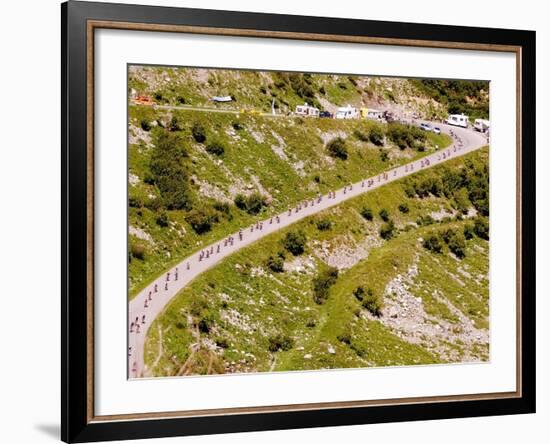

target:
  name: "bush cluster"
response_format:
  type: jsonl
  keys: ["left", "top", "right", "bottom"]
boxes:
{"left": 354, "top": 286, "right": 383, "bottom": 316}
{"left": 360, "top": 207, "right": 373, "bottom": 221}
{"left": 386, "top": 122, "right": 426, "bottom": 149}
{"left": 268, "top": 334, "right": 294, "bottom": 352}
{"left": 282, "top": 230, "right": 307, "bottom": 256}
{"left": 265, "top": 253, "right": 285, "bottom": 273}
{"left": 191, "top": 122, "right": 206, "bottom": 143}
{"left": 312, "top": 266, "right": 339, "bottom": 304}
{"left": 326, "top": 137, "right": 348, "bottom": 160}
{"left": 149, "top": 131, "right": 192, "bottom": 210}
{"left": 316, "top": 218, "right": 332, "bottom": 231}
{"left": 185, "top": 208, "right": 219, "bottom": 234}
{"left": 205, "top": 141, "right": 225, "bottom": 156}
{"left": 234, "top": 193, "right": 267, "bottom": 215}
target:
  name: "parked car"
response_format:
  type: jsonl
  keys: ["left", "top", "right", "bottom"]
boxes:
{"left": 420, "top": 123, "right": 432, "bottom": 132}
{"left": 433, "top": 127, "right": 441, "bottom": 135}
{"left": 319, "top": 111, "right": 333, "bottom": 118}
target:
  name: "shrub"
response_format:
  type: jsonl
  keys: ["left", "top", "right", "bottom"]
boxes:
{"left": 198, "top": 313, "right": 215, "bottom": 333}
{"left": 128, "top": 195, "right": 144, "bottom": 208}
{"left": 337, "top": 330, "right": 352, "bottom": 344}
{"left": 213, "top": 201, "right": 231, "bottom": 215}
{"left": 265, "top": 255, "right": 285, "bottom": 273}
{"left": 369, "top": 125, "right": 385, "bottom": 146}
{"left": 206, "top": 141, "right": 225, "bottom": 156}
{"left": 416, "top": 215, "right": 435, "bottom": 226}
{"left": 387, "top": 122, "right": 426, "bottom": 149}
{"left": 130, "top": 243, "right": 146, "bottom": 260}
{"left": 379, "top": 208, "right": 390, "bottom": 222}
{"left": 313, "top": 174, "right": 321, "bottom": 183}
{"left": 185, "top": 208, "right": 219, "bottom": 234}
{"left": 379, "top": 220, "right": 396, "bottom": 240}
{"left": 312, "top": 266, "right": 339, "bottom": 304}
{"left": 464, "top": 223, "right": 475, "bottom": 240}
{"left": 283, "top": 230, "right": 307, "bottom": 256}
{"left": 191, "top": 122, "right": 206, "bottom": 143}
{"left": 361, "top": 207, "right": 373, "bottom": 221}
{"left": 361, "top": 288, "right": 383, "bottom": 316}
{"left": 140, "top": 119, "right": 151, "bottom": 131}
{"left": 155, "top": 212, "right": 169, "bottom": 227}
{"left": 404, "top": 184, "right": 416, "bottom": 198}
{"left": 316, "top": 219, "right": 332, "bottom": 231}
{"left": 268, "top": 334, "right": 294, "bottom": 352}
{"left": 398, "top": 203, "right": 410, "bottom": 213}
{"left": 354, "top": 129, "right": 369, "bottom": 142}
{"left": 214, "top": 337, "right": 229, "bottom": 349}
{"left": 474, "top": 217, "right": 489, "bottom": 240}
{"left": 169, "top": 115, "right": 183, "bottom": 132}
{"left": 150, "top": 131, "right": 192, "bottom": 210}
{"left": 234, "top": 193, "right": 267, "bottom": 215}
{"left": 232, "top": 121, "right": 243, "bottom": 131}
{"left": 379, "top": 149, "right": 389, "bottom": 162}
{"left": 453, "top": 187, "right": 471, "bottom": 214}
{"left": 447, "top": 230, "right": 467, "bottom": 258}
{"left": 326, "top": 137, "right": 348, "bottom": 160}
{"left": 423, "top": 234, "right": 443, "bottom": 253}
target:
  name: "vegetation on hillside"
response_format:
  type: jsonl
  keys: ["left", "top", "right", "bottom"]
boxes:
{"left": 143, "top": 148, "right": 489, "bottom": 376}
{"left": 410, "top": 79, "right": 489, "bottom": 121}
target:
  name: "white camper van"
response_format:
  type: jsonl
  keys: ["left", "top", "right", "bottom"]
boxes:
{"left": 446, "top": 113, "right": 469, "bottom": 128}
{"left": 474, "top": 118, "right": 490, "bottom": 133}
{"left": 335, "top": 105, "right": 358, "bottom": 120}
{"left": 295, "top": 103, "right": 320, "bottom": 117}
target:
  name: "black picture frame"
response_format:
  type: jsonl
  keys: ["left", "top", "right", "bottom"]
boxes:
{"left": 62, "top": 1, "right": 536, "bottom": 442}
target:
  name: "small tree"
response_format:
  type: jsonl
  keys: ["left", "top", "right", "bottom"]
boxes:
{"left": 379, "top": 208, "right": 390, "bottom": 222}
{"left": 326, "top": 137, "right": 348, "bottom": 160}
{"left": 379, "top": 220, "right": 395, "bottom": 240}
{"left": 268, "top": 334, "right": 294, "bottom": 352}
{"left": 140, "top": 119, "right": 152, "bottom": 131}
{"left": 185, "top": 208, "right": 219, "bottom": 234}
{"left": 316, "top": 219, "right": 332, "bottom": 231}
{"left": 463, "top": 223, "right": 475, "bottom": 240}
{"left": 191, "top": 122, "right": 206, "bottom": 143}
{"left": 234, "top": 193, "right": 267, "bottom": 215}
{"left": 474, "top": 217, "right": 489, "bottom": 240}
{"left": 448, "top": 231, "right": 467, "bottom": 258}
{"left": 398, "top": 203, "right": 410, "bottom": 214}
{"left": 362, "top": 287, "right": 383, "bottom": 316}
{"left": 130, "top": 243, "right": 146, "bottom": 260}
{"left": 312, "top": 266, "right": 339, "bottom": 304}
{"left": 423, "top": 234, "right": 443, "bottom": 253}
{"left": 369, "top": 125, "right": 385, "bottom": 146}
{"left": 206, "top": 141, "right": 225, "bottom": 156}
{"left": 265, "top": 255, "right": 285, "bottom": 273}
{"left": 361, "top": 207, "right": 373, "bottom": 221}
{"left": 283, "top": 230, "right": 307, "bottom": 256}
{"left": 155, "top": 211, "right": 169, "bottom": 227}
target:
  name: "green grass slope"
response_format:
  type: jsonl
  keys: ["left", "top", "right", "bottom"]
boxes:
{"left": 144, "top": 148, "right": 489, "bottom": 377}
{"left": 128, "top": 105, "right": 450, "bottom": 298}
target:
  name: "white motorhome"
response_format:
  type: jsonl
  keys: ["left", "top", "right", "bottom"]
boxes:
{"left": 446, "top": 113, "right": 469, "bottom": 128}
{"left": 335, "top": 105, "right": 358, "bottom": 120}
{"left": 474, "top": 118, "right": 490, "bottom": 133}
{"left": 295, "top": 103, "right": 320, "bottom": 117}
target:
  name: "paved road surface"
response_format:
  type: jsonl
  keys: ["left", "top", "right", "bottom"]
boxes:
{"left": 128, "top": 122, "right": 488, "bottom": 378}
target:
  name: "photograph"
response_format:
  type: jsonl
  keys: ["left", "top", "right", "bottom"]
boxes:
{"left": 127, "top": 65, "right": 491, "bottom": 379}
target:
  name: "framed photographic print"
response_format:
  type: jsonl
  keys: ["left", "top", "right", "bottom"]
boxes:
{"left": 61, "top": 1, "right": 536, "bottom": 442}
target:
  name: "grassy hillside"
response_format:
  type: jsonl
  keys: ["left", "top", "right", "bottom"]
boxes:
{"left": 143, "top": 148, "right": 489, "bottom": 377}
{"left": 128, "top": 106, "right": 451, "bottom": 297}
{"left": 129, "top": 66, "right": 449, "bottom": 117}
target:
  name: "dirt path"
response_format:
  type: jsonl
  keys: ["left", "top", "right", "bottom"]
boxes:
{"left": 128, "top": 122, "right": 488, "bottom": 378}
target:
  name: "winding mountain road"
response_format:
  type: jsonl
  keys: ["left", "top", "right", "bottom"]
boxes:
{"left": 128, "top": 122, "right": 488, "bottom": 378}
